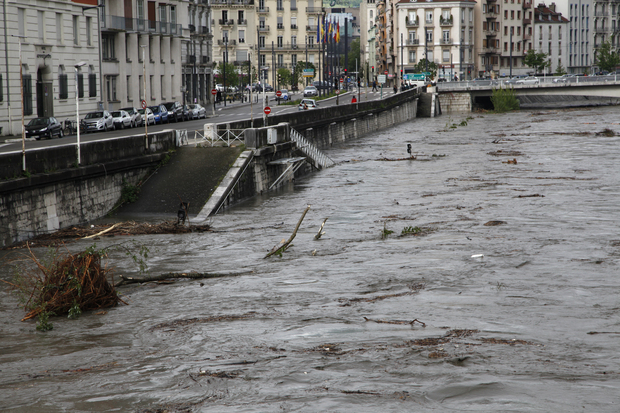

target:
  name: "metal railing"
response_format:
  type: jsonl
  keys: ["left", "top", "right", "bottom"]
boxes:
{"left": 290, "top": 128, "right": 335, "bottom": 169}
{"left": 102, "top": 15, "right": 182, "bottom": 35}
{"left": 202, "top": 127, "right": 245, "bottom": 147}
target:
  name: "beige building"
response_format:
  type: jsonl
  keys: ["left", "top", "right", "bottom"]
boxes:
{"left": 396, "top": 0, "right": 477, "bottom": 80}
{"left": 210, "top": 0, "right": 326, "bottom": 88}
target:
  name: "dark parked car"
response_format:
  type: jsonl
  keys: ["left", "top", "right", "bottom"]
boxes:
{"left": 313, "top": 80, "right": 330, "bottom": 90}
{"left": 162, "top": 101, "right": 184, "bottom": 122}
{"left": 25, "top": 117, "right": 63, "bottom": 139}
{"left": 149, "top": 105, "right": 169, "bottom": 124}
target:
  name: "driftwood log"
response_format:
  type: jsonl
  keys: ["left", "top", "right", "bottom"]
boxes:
{"left": 115, "top": 271, "right": 253, "bottom": 287}
{"left": 264, "top": 205, "right": 311, "bottom": 258}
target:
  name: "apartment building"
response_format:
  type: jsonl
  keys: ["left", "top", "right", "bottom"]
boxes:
{"left": 533, "top": 3, "right": 569, "bottom": 74}
{"left": 475, "top": 0, "right": 501, "bottom": 77}
{"left": 210, "top": 0, "right": 325, "bottom": 88}
{"left": 498, "top": 0, "right": 528, "bottom": 76}
{"left": 185, "top": 0, "right": 214, "bottom": 106}
{"left": 593, "top": 0, "right": 619, "bottom": 67}
{"left": 396, "top": 0, "right": 477, "bottom": 80}
{"left": 360, "top": 0, "right": 378, "bottom": 80}
{"left": 100, "top": 0, "right": 189, "bottom": 111}
{"left": 1, "top": 0, "right": 101, "bottom": 135}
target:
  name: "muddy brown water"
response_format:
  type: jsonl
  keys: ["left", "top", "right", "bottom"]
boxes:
{"left": 1, "top": 107, "right": 620, "bottom": 412}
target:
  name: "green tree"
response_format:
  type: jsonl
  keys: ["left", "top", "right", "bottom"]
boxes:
{"left": 277, "top": 67, "right": 292, "bottom": 88}
{"left": 413, "top": 58, "right": 438, "bottom": 79}
{"left": 292, "top": 61, "right": 316, "bottom": 88}
{"left": 347, "top": 39, "right": 361, "bottom": 74}
{"left": 554, "top": 61, "right": 567, "bottom": 75}
{"left": 215, "top": 62, "right": 239, "bottom": 88}
{"left": 595, "top": 40, "right": 620, "bottom": 72}
{"left": 491, "top": 87, "right": 520, "bottom": 113}
{"left": 523, "top": 49, "right": 549, "bottom": 74}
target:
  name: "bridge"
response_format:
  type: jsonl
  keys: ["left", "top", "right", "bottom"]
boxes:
{"left": 435, "top": 75, "right": 620, "bottom": 111}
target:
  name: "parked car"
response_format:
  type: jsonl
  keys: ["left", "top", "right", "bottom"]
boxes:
{"left": 256, "top": 83, "right": 273, "bottom": 92}
{"left": 149, "top": 105, "right": 169, "bottom": 124}
{"left": 515, "top": 76, "right": 540, "bottom": 85}
{"left": 82, "top": 110, "right": 114, "bottom": 133}
{"left": 280, "top": 89, "right": 290, "bottom": 101}
{"left": 313, "top": 80, "right": 330, "bottom": 90}
{"left": 504, "top": 75, "right": 528, "bottom": 85}
{"left": 138, "top": 107, "right": 155, "bottom": 125}
{"left": 119, "top": 106, "right": 143, "bottom": 127}
{"left": 303, "top": 85, "right": 318, "bottom": 97}
{"left": 298, "top": 98, "right": 318, "bottom": 110}
{"left": 188, "top": 103, "right": 207, "bottom": 119}
{"left": 25, "top": 117, "right": 63, "bottom": 139}
{"left": 111, "top": 110, "right": 133, "bottom": 130}
{"left": 246, "top": 83, "right": 259, "bottom": 92}
{"left": 553, "top": 74, "right": 575, "bottom": 83}
{"left": 163, "top": 101, "right": 184, "bottom": 122}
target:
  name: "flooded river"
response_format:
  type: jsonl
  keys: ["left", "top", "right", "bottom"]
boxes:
{"left": 1, "top": 106, "right": 619, "bottom": 412}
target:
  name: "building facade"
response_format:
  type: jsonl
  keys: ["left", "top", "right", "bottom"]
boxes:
{"left": 185, "top": 0, "right": 214, "bottom": 107}
{"left": 360, "top": 0, "right": 378, "bottom": 82}
{"left": 396, "top": 0, "right": 477, "bottom": 80}
{"left": 561, "top": 0, "right": 594, "bottom": 73}
{"left": 534, "top": 3, "right": 570, "bottom": 74}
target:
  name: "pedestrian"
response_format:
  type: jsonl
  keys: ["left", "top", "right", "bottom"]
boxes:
{"left": 303, "top": 102, "right": 308, "bottom": 110}
{"left": 454, "top": 74, "right": 459, "bottom": 82}
{"left": 372, "top": 80, "right": 377, "bottom": 92}
{"left": 393, "top": 85, "right": 397, "bottom": 94}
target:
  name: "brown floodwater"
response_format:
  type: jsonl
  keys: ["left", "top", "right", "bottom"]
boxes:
{"left": 1, "top": 106, "right": 619, "bottom": 412}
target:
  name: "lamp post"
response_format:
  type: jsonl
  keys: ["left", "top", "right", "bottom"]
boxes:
{"left": 141, "top": 45, "right": 147, "bottom": 142}
{"left": 223, "top": 36, "right": 228, "bottom": 107}
{"left": 12, "top": 35, "right": 26, "bottom": 171}
{"left": 74, "top": 61, "right": 87, "bottom": 165}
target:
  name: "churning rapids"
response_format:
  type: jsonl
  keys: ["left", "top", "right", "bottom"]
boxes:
{"left": 1, "top": 106, "right": 620, "bottom": 412}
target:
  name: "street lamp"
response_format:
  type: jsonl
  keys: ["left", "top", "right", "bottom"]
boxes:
{"left": 140, "top": 45, "right": 148, "bottom": 143}
{"left": 12, "top": 34, "right": 26, "bottom": 171}
{"left": 75, "top": 61, "right": 87, "bottom": 165}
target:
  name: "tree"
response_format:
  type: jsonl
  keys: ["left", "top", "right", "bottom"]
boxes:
{"left": 215, "top": 62, "right": 239, "bottom": 88}
{"left": 595, "top": 40, "right": 620, "bottom": 72}
{"left": 292, "top": 61, "right": 316, "bottom": 89}
{"left": 413, "top": 58, "right": 438, "bottom": 79}
{"left": 347, "top": 39, "right": 361, "bottom": 74}
{"left": 523, "top": 49, "right": 549, "bottom": 74}
{"left": 277, "top": 67, "right": 292, "bottom": 88}
{"left": 554, "top": 61, "right": 567, "bottom": 76}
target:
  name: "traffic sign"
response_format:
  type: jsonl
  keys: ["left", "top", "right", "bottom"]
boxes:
{"left": 329, "top": 71, "right": 332, "bottom": 76}
{"left": 336, "top": 90, "right": 340, "bottom": 95}
{"left": 211, "top": 88, "right": 217, "bottom": 95}
{"left": 378, "top": 75, "right": 387, "bottom": 84}
{"left": 340, "top": 78, "right": 344, "bottom": 83}
{"left": 264, "top": 106, "right": 271, "bottom": 115}
{"left": 275, "top": 90, "right": 282, "bottom": 98}
{"left": 384, "top": 70, "right": 388, "bottom": 75}
{"left": 141, "top": 99, "right": 147, "bottom": 109}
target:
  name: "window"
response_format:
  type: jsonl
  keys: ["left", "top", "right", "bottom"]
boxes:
{"left": 291, "top": 16, "right": 297, "bottom": 28}
{"left": 260, "top": 55, "right": 266, "bottom": 66}
{"left": 511, "top": 10, "right": 514, "bottom": 19}
{"left": 443, "top": 30, "right": 450, "bottom": 42}
{"left": 89, "top": 66, "right": 97, "bottom": 97}
{"left": 517, "top": 11, "right": 521, "bottom": 19}
{"left": 409, "top": 30, "right": 416, "bottom": 42}
{"left": 260, "top": 16, "right": 265, "bottom": 28}
{"left": 77, "top": 72, "right": 84, "bottom": 98}
{"left": 292, "top": 54, "right": 297, "bottom": 66}
{"left": 442, "top": 9, "right": 450, "bottom": 20}
{"left": 23, "top": 73, "right": 33, "bottom": 116}
{"left": 102, "top": 35, "right": 115, "bottom": 60}
{"left": 18, "top": 8, "right": 25, "bottom": 37}
{"left": 426, "top": 30, "right": 433, "bottom": 42}
{"left": 239, "top": 30, "right": 245, "bottom": 43}
{"left": 0, "top": 74, "right": 2, "bottom": 102}
{"left": 469, "top": 9, "right": 473, "bottom": 22}
{"left": 137, "top": 0, "right": 144, "bottom": 21}
{"left": 170, "top": 6, "right": 176, "bottom": 26}
{"left": 278, "top": 16, "right": 283, "bottom": 29}
{"left": 127, "top": 76, "right": 132, "bottom": 101}
{"left": 504, "top": 26, "right": 508, "bottom": 35}
{"left": 504, "top": 42, "right": 508, "bottom": 51}
{"left": 278, "top": 54, "right": 284, "bottom": 66}
{"left": 159, "top": 4, "right": 167, "bottom": 23}
{"left": 59, "top": 67, "right": 68, "bottom": 99}
{"left": 86, "top": 17, "right": 92, "bottom": 46}
{"left": 259, "top": 36, "right": 265, "bottom": 48}
{"left": 73, "top": 15, "right": 79, "bottom": 45}
{"left": 277, "top": 0, "right": 283, "bottom": 11}
{"left": 291, "top": 0, "right": 297, "bottom": 10}
{"left": 222, "top": 10, "right": 228, "bottom": 21}
{"left": 505, "top": 10, "right": 508, "bottom": 19}
{"left": 236, "top": 50, "right": 248, "bottom": 61}
{"left": 426, "top": 11, "right": 433, "bottom": 24}
{"left": 238, "top": 10, "right": 245, "bottom": 23}
{"left": 443, "top": 50, "right": 450, "bottom": 62}
{"left": 106, "top": 75, "right": 117, "bottom": 101}
{"left": 427, "top": 50, "right": 433, "bottom": 61}
{"left": 56, "top": 13, "right": 63, "bottom": 43}
{"left": 517, "top": 27, "right": 521, "bottom": 35}
{"left": 277, "top": 36, "right": 283, "bottom": 47}
{"left": 409, "top": 50, "right": 416, "bottom": 63}
{"left": 38, "top": 11, "right": 44, "bottom": 43}
{"left": 292, "top": 35, "right": 297, "bottom": 46}
{"left": 160, "top": 75, "right": 164, "bottom": 100}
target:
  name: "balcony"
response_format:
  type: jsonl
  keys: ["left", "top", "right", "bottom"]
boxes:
{"left": 211, "top": 0, "right": 253, "bottom": 5}
{"left": 306, "top": 6, "right": 322, "bottom": 13}
{"left": 484, "top": 46, "right": 498, "bottom": 53}
{"left": 201, "top": 26, "right": 209, "bottom": 34}
{"left": 103, "top": 16, "right": 183, "bottom": 36}
{"left": 405, "top": 17, "right": 419, "bottom": 27}
{"left": 485, "top": 29, "right": 498, "bottom": 36}
{"left": 277, "top": 23, "right": 284, "bottom": 29}
{"left": 219, "top": 19, "right": 235, "bottom": 25}
{"left": 523, "top": 33, "right": 531, "bottom": 40}
{"left": 189, "top": 24, "right": 196, "bottom": 33}
{"left": 523, "top": 18, "right": 531, "bottom": 24}
{"left": 440, "top": 38, "right": 453, "bottom": 44}
{"left": 594, "top": 11, "right": 609, "bottom": 17}
{"left": 257, "top": 6, "right": 269, "bottom": 13}
{"left": 523, "top": 1, "right": 531, "bottom": 8}
{"left": 259, "top": 25, "right": 270, "bottom": 32}
{"left": 237, "top": 19, "right": 247, "bottom": 25}
{"left": 217, "top": 39, "right": 237, "bottom": 45}
{"left": 306, "top": 25, "right": 317, "bottom": 31}
{"left": 277, "top": 5, "right": 284, "bottom": 11}
{"left": 291, "top": 24, "right": 298, "bottom": 29}
{"left": 425, "top": 19, "right": 434, "bottom": 26}
{"left": 202, "top": 56, "right": 210, "bottom": 64}
{"left": 406, "top": 39, "right": 419, "bottom": 45}
{"left": 440, "top": 16, "right": 453, "bottom": 26}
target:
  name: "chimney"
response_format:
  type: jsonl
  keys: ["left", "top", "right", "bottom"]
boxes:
{"left": 549, "top": 2, "right": 556, "bottom": 12}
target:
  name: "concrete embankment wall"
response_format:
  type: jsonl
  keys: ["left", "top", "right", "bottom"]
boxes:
{"left": 437, "top": 92, "right": 472, "bottom": 113}
{"left": 0, "top": 130, "right": 179, "bottom": 248}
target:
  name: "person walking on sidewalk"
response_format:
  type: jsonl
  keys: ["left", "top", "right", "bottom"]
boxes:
{"left": 372, "top": 80, "right": 377, "bottom": 92}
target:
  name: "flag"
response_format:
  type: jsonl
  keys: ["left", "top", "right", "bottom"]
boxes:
{"left": 320, "top": 16, "right": 325, "bottom": 43}
{"left": 316, "top": 19, "right": 320, "bottom": 43}
{"left": 335, "top": 20, "right": 340, "bottom": 43}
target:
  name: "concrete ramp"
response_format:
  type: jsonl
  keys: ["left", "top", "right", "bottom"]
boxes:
{"left": 116, "top": 146, "right": 243, "bottom": 218}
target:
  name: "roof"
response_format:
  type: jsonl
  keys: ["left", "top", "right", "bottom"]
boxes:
{"left": 535, "top": 3, "right": 569, "bottom": 23}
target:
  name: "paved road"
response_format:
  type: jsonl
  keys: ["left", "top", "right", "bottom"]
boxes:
{"left": 0, "top": 87, "right": 396, "bottom": 154}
